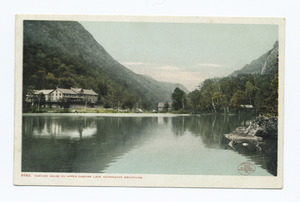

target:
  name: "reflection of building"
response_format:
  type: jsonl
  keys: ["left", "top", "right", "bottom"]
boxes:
{"left": 31, "top": 117, "right": 97, "bottom": 139}
{"left": 22, "top": 116, "right": 150, "bottom": 173}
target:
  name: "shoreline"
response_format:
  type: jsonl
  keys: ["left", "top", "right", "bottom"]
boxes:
{"left": 22, "top": 113, "right": 192, "bottom": 117}
{"left": 22, "top": 111, "right": 255, "bottom": 117}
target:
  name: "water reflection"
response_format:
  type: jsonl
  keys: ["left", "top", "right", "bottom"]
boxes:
{"left": 22, "top": 114, "right": 277, "bottom": 175}
{"left": 171, "top": 115, "right": 252, "bottom": 149}
{"left": 170, "top": 115, "right": 277, "bottom": 176}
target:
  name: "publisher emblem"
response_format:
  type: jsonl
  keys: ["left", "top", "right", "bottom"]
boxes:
{"left": 237, "top": 162, "right": 256, "bottom": 175}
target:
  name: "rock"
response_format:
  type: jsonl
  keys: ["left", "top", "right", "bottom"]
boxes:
{"left": 224, "top": 133, "right": 263, "bottom": 142}
{"left": 245, "top": 116, "right": 278, "bottom": 139}
{"left": 224, "top": 133, "right": 263, "bottom": 150}
{"left": 224, "top": 116, "right": 277, "bottom": 150}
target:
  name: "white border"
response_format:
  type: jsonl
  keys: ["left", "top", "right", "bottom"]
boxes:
{"left": 14, "top": 15, "right": 285, "bottom": 188}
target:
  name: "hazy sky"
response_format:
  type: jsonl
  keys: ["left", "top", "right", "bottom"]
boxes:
{"left": 80, "top": 21, "right": 278, "bottom": 91}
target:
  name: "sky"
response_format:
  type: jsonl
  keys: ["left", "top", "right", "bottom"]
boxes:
{"left": 80, "top": 21, "right": 278, "bottom": 91}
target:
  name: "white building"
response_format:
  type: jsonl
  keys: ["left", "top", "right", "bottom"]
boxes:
{"left": 29, "top": 87, "right": 98, "bottom": 104}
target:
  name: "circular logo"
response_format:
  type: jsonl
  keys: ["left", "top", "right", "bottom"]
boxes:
{"left": 237, "top": 162, "right": 256, "bottom": 175}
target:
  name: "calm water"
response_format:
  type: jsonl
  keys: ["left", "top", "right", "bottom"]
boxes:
{"left": 22, "top": 114, "right": 277, "bottom": 176}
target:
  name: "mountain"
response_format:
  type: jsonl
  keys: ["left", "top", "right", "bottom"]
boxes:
{"left": 23, "top": 21, "right": 188, "bottom": 109}
{"left": 229, "top": 42, "right": 278, "bottom": 77}
{"left": 188, "top": 41, "right": 279, "bottom": 116}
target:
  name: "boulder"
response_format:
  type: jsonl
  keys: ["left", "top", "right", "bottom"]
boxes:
{"left": 224, "top": 116, "right": 278, "bottom": 150}
{"left": 245, "top": 116, "right": 278, "bottom": 138}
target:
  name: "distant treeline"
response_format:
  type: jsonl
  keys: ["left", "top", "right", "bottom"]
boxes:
{"left": 170, "top": 71, "right": 278, "bottom": 116}
{"left": 189, "top": 72, "right": 278, "bottom": 116}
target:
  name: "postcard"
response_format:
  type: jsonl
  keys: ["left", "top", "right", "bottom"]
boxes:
{"left": 14, "top": 15, "right": 284, "bottom": 188}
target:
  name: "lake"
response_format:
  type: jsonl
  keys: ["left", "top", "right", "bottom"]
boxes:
{"left": 22, "top": 113, "right": 277, "bottom": 176}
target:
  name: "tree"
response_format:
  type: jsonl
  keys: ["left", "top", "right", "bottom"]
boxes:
{"left": 219, "top": 77, "right": 236, "bottom": 111}
{"left": 188, "top": 89, "right": 201, "bottom": 113}
{"left": 34, "top": 92, "right": 46, "bottom": 111}
{"left": 58, "top": 77, "right": 76, "bottom": 88}
{"left": 45, "top": 72, "right": 58, "bottom": 88}
{"left": 23, "top": 85, "right": 35, "bottom": 106}
{"left": 270, "top": 73, "right": 278, "bottom": 116}
{"left": 122, "top": 92, "right": 135, "bottom": 109}
{"left": 254, "top": 74, "right": 278, "bottom": 116}
{"left": 245, "top": 81, "right": 256, "bottom": 105}
{"left": 199, "top": 79, "right": 218, "bottom": 113}
{"left": 106, "top": 87, "right": 123, "bottom": 109}
{"left": 171, "top": 87, "right": 187, "bottom": 110}
{"left": 58, "top": 97, "right": 71, "bottom": 109}
{"left": 212, "top": 91, "right": 226, "bottom": 113}
{"left": 230, "top": 90, "right": 246, "bottom": 112}
{"left": 163, "top": 102, "right": 169, "bottom": 112}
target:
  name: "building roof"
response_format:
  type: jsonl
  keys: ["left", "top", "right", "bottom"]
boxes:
{"left": 83, "top": 89, "right": 98, "bottom": 95}
{"left": 34, "top": 89, "right": 54, "bottom": 95}
{"left": 70, "top": 88, "right": 82, "bottom": 93}
{"left": 33, "top": 87, "right": 98, "bottom": 96}
{"left": 57, "top": 88, "right": 78, "bottom": 95}
{"left": 71, "top": 88, "right": 98, "bottom": 95}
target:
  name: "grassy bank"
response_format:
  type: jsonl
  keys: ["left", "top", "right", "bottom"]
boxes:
{"left": 23, "top": 107, "right": 142, "bottom": 113}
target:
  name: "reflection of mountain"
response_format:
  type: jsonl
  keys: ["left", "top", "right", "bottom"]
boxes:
{"left": 231, "top": 139, "right": 277, "bottom": 176}
{"left": 22, "top": 116, "right": 159, "bottom": 172}
{"left": 22, "top": 115, "right": 277, "bottom": 175}
{"left": 170, "top": 115, "right": 277, "bottom": 176}
{"left": 171, "top": 115, "right": 252, "bottom": 149}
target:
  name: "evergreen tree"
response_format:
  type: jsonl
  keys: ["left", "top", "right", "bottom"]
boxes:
{"left": 171, "top": 87, "right": 187, "bottom": 110}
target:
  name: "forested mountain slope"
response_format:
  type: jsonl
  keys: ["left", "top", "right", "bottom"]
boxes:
{"left": 23, "top": 21, "right": 188, "bottom": 109}
{"left": 187, "top": 42, "right": 279, "bottom": 116}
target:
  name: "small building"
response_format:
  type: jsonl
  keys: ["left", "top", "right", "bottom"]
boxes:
{"left": 33, "top": 89, "right": 54, "bottom": 102}
{"left": 240, "top": 104, "right": 254, "bottom": 109}
{"left": 135, "top": 108, "right": 143, "bottom": 113}
{"left": 239, "top": 104, "right": 254, "bottom": 113}
{"left": 158, "top": 102, "right": 165, "bottom": 112}
{"left": 158, "top": 102, "right": 172, "bottom": 112}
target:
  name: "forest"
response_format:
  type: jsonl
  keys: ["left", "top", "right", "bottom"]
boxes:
{"left": 170, "top": 68, "right": 278, "bottom": 117}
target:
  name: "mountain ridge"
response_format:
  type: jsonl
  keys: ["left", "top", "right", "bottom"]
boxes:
{"left": 23, "top": 21, "right": 189, "bottom": 109}
{"left": 229, "top": 42, "right": 278, "bottom": 77}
